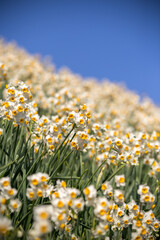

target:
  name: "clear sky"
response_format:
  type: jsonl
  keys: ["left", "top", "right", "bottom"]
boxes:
{"left": 1, "top": 0, "right": 160, "bottom": 104}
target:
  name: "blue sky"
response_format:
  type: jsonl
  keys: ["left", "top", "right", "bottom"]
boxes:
{"left": 1, "top": 0, "right": 160, "bottom": 104}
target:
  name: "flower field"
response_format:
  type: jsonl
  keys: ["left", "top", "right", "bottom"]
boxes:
{"left": 0, "top": 39, "right": 160, "bottom": 240}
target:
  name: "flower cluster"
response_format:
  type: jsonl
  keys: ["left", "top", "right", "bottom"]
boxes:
{"left": 26, "top": 172, "right": 51, "bottom": 200}
{"left": 28, "top": 104, "right": 90, "bottom": 153}
{"left": 0, "top": 62, "right": 7, "bottom": 88}
{"left": 84, "top": 184, "right": 160, "bottom": 239}
{"left": 28, "top": 178, "right": 84, "bottom": 239}
{"left": 1, "top": 81, "right": 38, "bottom": 126}
{"left": 0, "top": 216, "right": 12, "bottom": 235}
{"left": 0, "top": 40, "right": 160, "bottom": 239}
{"left": 0, "top": 177, "right": 21, "bottom": 214}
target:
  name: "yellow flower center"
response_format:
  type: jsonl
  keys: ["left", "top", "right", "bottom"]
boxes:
{"left": 3, "top": 181, "right": 9, "bottom": 187}
{"left": 84, "top": 188, "right": 90, "bottom": 195}
{"left": 29, "top": 192, "right": 34, "bottom": 198}
{"left": 136, "top": 220, "right": 142, "bottom": 227}
{"left": 142, "top": 187, "right": 148, "bottom": 194}
{"left": 99, "top": 209, "right": 105, "bottom": 216}
{"left": 32, "top": 179, "right": 38, "bottom": 186}
{"left": 40, "top": 225, "right": 47, "bottom": 233}
{"left": 119, "top": 177, "right": 125, "bottom": 183}
{"left": 76, "top": 203, "right": 82, "bottom": 209}
{"left": 101, "top": 201, "right": 106, "bottom": 207}
{"left": 57, "top": 201, "right": 64, "bottom": 208}
{"left": 70, "top": 192, "right": 76, "bottom": 198}
{"left": 101, "top": 184, "right": 107, "bottom": 190}
{"left": 57, "top": 214, "right": 63, "bottom": 221}
{"left": 8, "top": 189, "right": 14, "bottom": 195}
{"left": 40, "top": 212, "right": 48, "bottom": 220}
{"left": 12, "top": 203, "right": 18, "bottom": 209}
{"left": 37, "top": 190, "right": 43, "bottom": 197}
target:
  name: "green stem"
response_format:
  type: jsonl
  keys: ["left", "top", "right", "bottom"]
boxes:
{"left": 97, "top": 163, "right": 125, "bottom": 190}
{"left": 84, "top": 159, "right": 108, "bottom": 188}
{"left": 49, "top": 150, "right": 73, "bottom": 182}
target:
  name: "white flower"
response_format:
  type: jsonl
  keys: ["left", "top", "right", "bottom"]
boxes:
{"left": 32, "top": 220, "right": 52, "bottom": 236}
{"left": 26, "top": 188, "right": 37, "bottom": 200}
{"left": 9, "top": 199, "right": 21, "bottom": 212}
{"left": 3, "top": 187, "right": 17, "bottom": 199}
{"left": 76, "top": 114, "right": 87, "bottom": 129}
{"left": 71, "top": 233, "right": 79, "bottom": 240}
{"left": 34, "top": 205, "right": 52, "bottom": 221}
{"left": 52, "top": 198, "right": 67, "bottom": 210}
{"left": 51, "top": 211, "right": 67, "bottom": 225}
{"left": 94, "top": 205, "right": 106, "bottom": 220}
{"left": 101, "top": 181, "right": 113, "bottom": 197}
{"left": 122, "top": 215, "right": 131, "bottom": 227}
{"left": 27, "top": 174, "right": 40, "bottom": 188}
{"left": 137, "top": 184, "right": 150, "bottom": 195}
{"left": 130, "top": 157, "right": 139, "bottom": 165}
{"left": 67, "top": 188, "right": 80, "bottom": 199}
{"left": 140, "top": 192, "right": 155, "bottom": 204}
{"left": 56, "top": 180, "right": 67, "bottom": 189}
{"left": 0, "top": 216, "right": 12, "bottom": 234}
{"left": 83, "top": 185, "right": 97, "bottom": 200}
{"left": 68, "top": 111, "right": 77, "bottom": 123}
{"left": 114, "top": 137, "right": 123, "bottom": 147}
{"left": 92, "top": 224, "right": 105, "bottom": 238}
{"left": 0, "top": 177, "right": 10, "bottom": 189}
{"left": 127, "top": 200, "right": 139, "bottom": 213}
{"left": 72, "top": 198, "right": 84, "bottom": 212}
{"left": 96, "top": 197, "right": 110, "bottom": 210}
{"left": 115, "top": 175, "right": 125, "bottom": 187}
{"left": 114, "top": 190, "right": 125, "bottom": 203}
